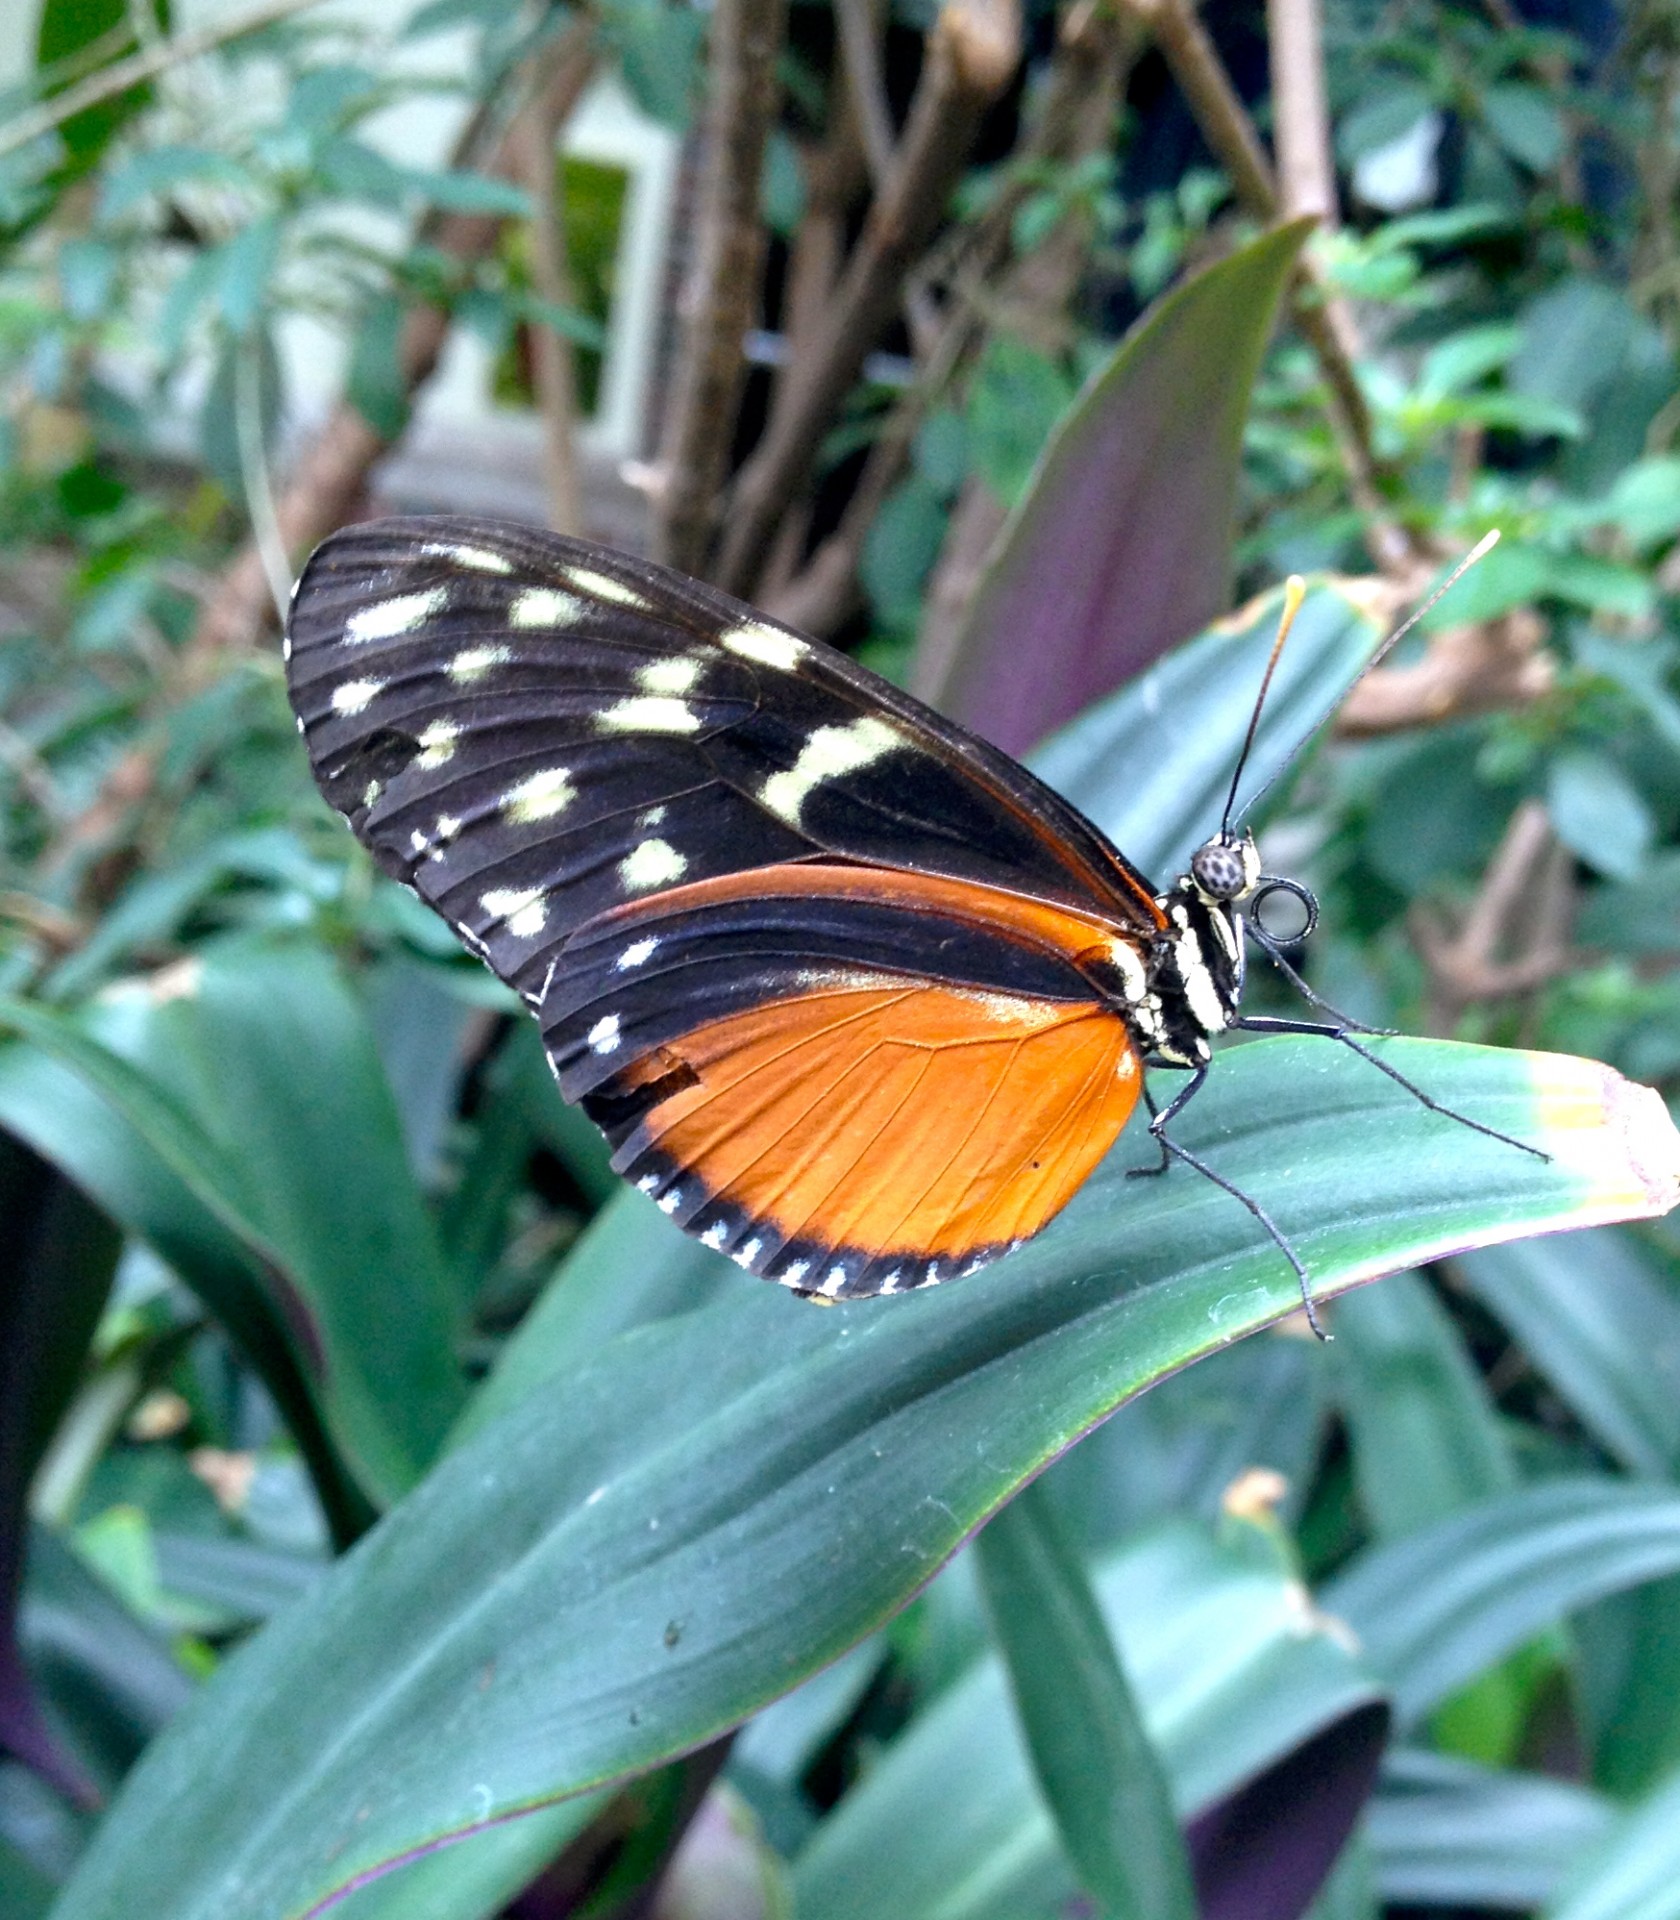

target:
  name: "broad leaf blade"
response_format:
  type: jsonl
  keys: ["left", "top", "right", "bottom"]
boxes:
{"left": 976, "top": 1483, "right": 1196, "bottom": 1920}
{"left": 50, "top": 1036, "right": 1677, "bottom": 1920}
{"left": 926, "top": 219, "right": 1316, "bottom": 754}
{"left": 1327, "top": 1480, "right": 1680, "bottom": 1725}
{"left": 1028, "top": 578, "right": 1381, "bottom": 882}
{"left": 794, "top": 1521, "right": 1384, "bottom": 1920}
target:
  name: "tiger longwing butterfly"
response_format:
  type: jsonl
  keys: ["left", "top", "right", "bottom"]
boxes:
{"left": 284, "top": 515, "right": 1534, "bottom": 1326}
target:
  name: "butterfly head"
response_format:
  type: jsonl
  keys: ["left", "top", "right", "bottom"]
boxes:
{"left": 1188, "top": 830, "right": 1261, "bottom": 905}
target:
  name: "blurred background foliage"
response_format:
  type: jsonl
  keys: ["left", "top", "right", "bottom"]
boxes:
{"left": 0, "top": 0, "right": 1679, "bottom": 1914}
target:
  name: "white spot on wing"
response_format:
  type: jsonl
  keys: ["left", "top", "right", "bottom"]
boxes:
{"left": 567, "top": 567, "right": 647, "bottom": 609}
{"left": 732, "top": 1238, "right": 762, "bottom": 1270}
{"left": 587, "top": 1014, "right": 621, "bottom": 1055}
{"left": 599, "top": 695, "right": 700, "bottom": 735}
{"left": 637, "top": 1173, "right": 661, "bottom": 1193}
{"left": 761, "top": 716, "right": 903, "bottom": 825}
{"left": 620, "top": 839, "right": 687, "bottom": 891}
{"left": 510, "top": 586, "right": 584, "bottom": 628}
{"left": 503, "top": 765, "right": 574, "bottom": 823}
{"left": 417, "top": 720, "right": 459, "bottom": 768}
{"left": 637, "top": 656, "right": 703, "bottom": 695}
{"left": 346, "top": 588, "right": 446, "bottom": 643}
{"left": 782, "top": 1260, "right": 810, "bottom": 1287}
{"left": 658, "top": 1187, "right": 683, "bottom": 1215}
{"left": 721, "top": 621, "right": 805, "bottom": 670}
{"left": 424, "top": 541, "right": 511, "bottom": 574}
{"left": 820, "top": 1266, "right": 848, "bottom": 1297}
{"left": 700, "top": 1222, "right": 728, "bottom": 1249}
{"left": 448, "top": 645, "right": 512, "bottom": 681}
{"left": 616, "top": 936, "right": 659, "bottom": 970}
{"left": 481, "top": 886, "right": 548, "bottom": 939}
{"left": 332, "top": 678, "right": 382, "bottom": 714}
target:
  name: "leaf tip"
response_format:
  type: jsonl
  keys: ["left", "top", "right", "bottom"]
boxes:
{"left": 1528, "top": 1053, "right": 1680, "bottom": 1225}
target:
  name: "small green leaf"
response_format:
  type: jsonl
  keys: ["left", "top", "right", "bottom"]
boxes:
{"left": 95, "top": 144, "right": 240, "bottom": 220}
{"left": 1548, "top": 751, "right": 1654, "bottom": 883}
{"left": 401, "top": 167, "right": 532, "bottom": 218}
{"left": 1337, "top": 84, "right": 1438, "bottom": 164}
{"left": 347, "top": 292, "right": 408, "bottom": 438}
{"left": 967, "top": 335, "right": 1076, "bottom": 509}
{"left": 861, "top": 472, "right": 948, "bottom": 625}
{"left": 1482, "top": 84, "right": 1565, "bottom": 173}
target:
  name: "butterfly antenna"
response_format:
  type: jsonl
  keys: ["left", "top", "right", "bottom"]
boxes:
{"left": 1220, "top": 575, "right": 1306, "bottom": 839}
{"left": 1230, "top": 530, "right": 1502, "bottom": 827}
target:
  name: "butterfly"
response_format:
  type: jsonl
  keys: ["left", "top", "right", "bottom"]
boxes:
{"left": 284, "top": 515, "right": 1534, "bottom": 1323}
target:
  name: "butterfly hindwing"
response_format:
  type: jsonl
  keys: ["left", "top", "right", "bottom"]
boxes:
{"left": 284, "top": 514, "right": 1159, "bottom": 1296}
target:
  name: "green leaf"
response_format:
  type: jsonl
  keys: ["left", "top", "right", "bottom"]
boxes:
{"left": 1327, "top": 1481, "right": 1680, "bottom": 1725}
{"left": 1458, "top": 1232, "right": 1680, "bottom": 1478}
{"left": 96, "top": 143, "right": 246, "bottom": 221}
{"left": 1482, "top": 84, "right": 1565, "bottom": 173}
{"left": 1511, "top": 283, "right": 1636, "bottom": 416}
{"left": 0, "top": 1138, "right": 120, "bottom": 1806}
{"left": 794, "top": 1521, "right": 1383, "bottom": 1920}
{"left": 1368, "top": 1748, "right": 1612, "bottom": 1911}
{"left": 1030, "top": 579, "right": 1380, "bottom": 881}
{"left": 966, "top": 336, "right": 1077, "bottom": 509}
{"left": 976, "top": 1484, "right": 1197, "bottom": 1920}
{"left": 1336, "top": 84, "right": 1438, "bottom": 164}
{"left": 1548, "top": 752, "right": 1654, "bottom": 883}
{"left": 402, "top": 167, "right": 532, "bottom": 218}
{"left": 928, "top": 219, "right": 1315, "bottom": 755}
{"left": 861, "top": 472, "right": 948, "bottom": 625}
{"left": 346, "top": 292, "right": 409, "bottom": 439}
{"left": 597, "top": 0, "right": 704, "bottom": 127}
{"left": 1419, "top": 325, "right": 1523, "bottom": 397}
{"left": 37, "top": 0, "right": 170, "bottom": 174}
{"left": 1331, "top": 1272, "right": 1515, "bottom": 1541}
{"left": 214, "top": 215, "right": 282, "bottom": 337}
{"left": 50, "top": 1035, "right": 1677, "bottom": 1920}
{"left": 1548, "top": 1762, "right": 1680, "bottom": 1920}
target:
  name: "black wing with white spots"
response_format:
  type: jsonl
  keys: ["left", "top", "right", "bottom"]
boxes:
{"left": 284, "top": 515, "right": 1164, "bottom": 1006}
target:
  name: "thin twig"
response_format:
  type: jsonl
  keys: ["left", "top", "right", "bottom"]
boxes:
{"left": 1411, "top": 800, "right": 1577, "bottom": 1033}
{"left": 1337, "top": 605, "right": 1554, "bottom": 733}
{"left": 833, "top": 0, "right": 896, "bottom": 187}
{"left": 713, "top": 0, "right": 1022, "bottom": 595}
{"left": 521, "top": 89, "right": 585, "bottom": 534}
{"left": 653, "top": 0, "right": 790, "bottom": 574}
{"left": 0, "top": 0, "right": 333, "bottom": 159}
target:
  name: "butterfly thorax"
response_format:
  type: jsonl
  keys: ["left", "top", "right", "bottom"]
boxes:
{"left": 1127, "top": 832, "right": 1262, "bottom": 1069}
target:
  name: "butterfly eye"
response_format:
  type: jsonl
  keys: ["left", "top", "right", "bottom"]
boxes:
{"left": 1189, "top": 839, "right": 1251, "bottom": 900}
{"left": 1250, "top": 877, "right": 1318, "bottom": 946}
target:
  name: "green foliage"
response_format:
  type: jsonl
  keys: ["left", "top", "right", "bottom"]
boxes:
{"left": 0, "top": 0, "right": 1678, "bottom": 1917}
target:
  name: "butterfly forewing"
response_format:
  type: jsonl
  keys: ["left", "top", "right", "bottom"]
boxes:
{"left": 285, "top": 515, "right": 1161, "bottom": 1297}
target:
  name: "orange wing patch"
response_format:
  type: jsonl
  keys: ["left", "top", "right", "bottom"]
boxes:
{"left": 620, "top": 978, "right": 1141, "bottom": 1297}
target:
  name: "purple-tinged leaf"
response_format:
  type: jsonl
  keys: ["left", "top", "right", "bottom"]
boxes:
{"left": 0, "top": 1135, "right": 119, "bottom": 1808}
{"left": 1188, "top": 1701, "right": 1391, "bottom": 1920}
{"left": 924, "top": 218, "right": 1316, "bottom": 754}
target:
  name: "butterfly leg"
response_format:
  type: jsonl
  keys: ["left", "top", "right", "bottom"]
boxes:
{"left": 1251, "top": 927, "right": 1396, "bottom": 1036}
{"left": 1234, "top": 1014, "right": 1550, "bottom": 1162}
{"left": 1133, "top": 1064, "right": 1328, "bottom": 1339}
